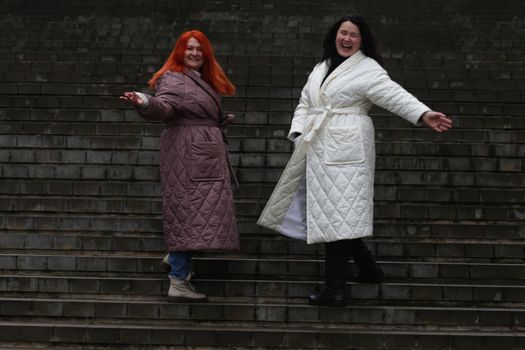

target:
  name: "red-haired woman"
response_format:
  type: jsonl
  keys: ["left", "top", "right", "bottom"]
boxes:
{"left": 120, "top": 30, "right": 239, "bottom": 302}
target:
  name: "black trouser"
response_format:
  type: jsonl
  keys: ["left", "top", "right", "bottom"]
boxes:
{"left": 324, "top": 238, "right": 376, "bottom": 290}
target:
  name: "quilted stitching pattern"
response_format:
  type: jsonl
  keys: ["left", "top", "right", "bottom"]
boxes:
{"left": 259, "top": 52, "right": 429, "bottom": 244}
{"left": 160, "top": 125, "right": 238, "bottom": 252}
{"left": 305, "top": 124, "right": 375, "bottom": 243}
{"left": 189, "top": 142, "right": 224, "bottom": 181}
{"left": 257, "top": 145, "right": 307, "bottom": 231}
{"left": 142, "top": 71, "right": 239, "bottom": 252}
{"left": 324, "top": 126, "right": 365, "bottom": 164}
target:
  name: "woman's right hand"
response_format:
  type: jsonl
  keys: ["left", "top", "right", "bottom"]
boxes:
{"left": 119, "top": 91, "right": 145, "bottom": 107}
{"left": 421, "top": 111, "right": 453, "bottom": 132}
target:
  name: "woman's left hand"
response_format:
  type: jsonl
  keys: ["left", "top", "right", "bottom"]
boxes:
{"left": 421, "top": 111, "right": 453, "bottom": 132}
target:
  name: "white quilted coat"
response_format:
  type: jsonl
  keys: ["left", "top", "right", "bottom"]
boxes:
{"left": 257, "top": 51, "right": 430, "bottom": 244}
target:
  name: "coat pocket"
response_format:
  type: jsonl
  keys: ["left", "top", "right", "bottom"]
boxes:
{"left": 324, "top": 126, "right": 365, "bottom": 164}
{"left": 189, "top": 142, "right": 224, "bottom": 181}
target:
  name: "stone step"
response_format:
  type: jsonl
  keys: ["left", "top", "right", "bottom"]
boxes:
{"left": 1, "top": 296, "right": 524, "bottom": 328}
{"left": 3, "top": 64, "right": 524, "bottom": 87}
{"left": 2, "top": 71, "right": 524, "bottom": 93}
{"left": 252, "top": 221, "right": 525, "bottom": 240}
{"left": 1, "top": 211, "right": 522, "bottom": 235}
{"left": 0, "top": 247, "right": 523, "bottom": 270}
{"left": 1, "top": 159, "right": 523, "bottom": 185}
{"left": 0, "top": 195, "right": 522, "bottom": 222}
{"left": 2, "top": 232, "right": 525, "bottom": 262}
{"left": 2, "top": 104, "right": 523, "bottom": 124}
{"left": 0, "top": 256, "right": 525, "bottom": 284}
{"left": 0, "top": 0, "right": 521, "bottom": 16}
{"left": 0, "top": 319, "right": 523, "bottom": 349}
{"left": 1, "top": 50, "right": 524, "bottom": 71}
{"left": 2, "top": 128, "right": 524, "bottom": 152}
{"left": 2, "top": 118, "right": 521, "bottom": 140}
{"left": 5, "top": 52, "right": 523, "bottom": 69}
{"left": 1, "top": 93, "right": 524, "bottom": 115}
{"left": 0, "top": 31, "right": 523, "bottom": 54}
{"left": 0, "top": 206, "right": 522, "bottom": 229}
{"left": 2, "top": 50, "right": 524, "bottom": 67}
{"left": 4, "top": 147, "right": 521, "bottom": 169}
{"left": 0, "top": 24, "right": 521, "bottom": 46}
{"left": 1, "top": 213, "right": 523, "bottom": 239}
{"left": 3, "top": 110, "right": 524, "bottom": 130}
{"left": 2, "top": 127, "right": 524, "bottom": 152}
{"left": 2, "top": 267, "right": 525, "bottom": 299}
{"left": 0, "top": 180, "right": 524, "bottom": 205}
{"left": 2, "top": 159, "right": 524, "bottom": 184}
{"left": 0, "top": 23, "right": 518, "bottom": 41}
{"left": 3, "top": 124, "right": 523, "bottom": 149}
{"left": 2, "top": 65, "right": 524, "bottom": 91}
{"left": 0, "top": 243, "right": 515, "bottom": 264}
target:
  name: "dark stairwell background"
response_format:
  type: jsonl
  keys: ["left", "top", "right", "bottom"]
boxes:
{"left": 0, "top": 0, "right": 524, "bottom": 349}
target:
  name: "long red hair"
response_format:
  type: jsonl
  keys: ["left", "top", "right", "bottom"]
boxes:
{"left": 148, "top": 30, "right": 235, "bottom": 96}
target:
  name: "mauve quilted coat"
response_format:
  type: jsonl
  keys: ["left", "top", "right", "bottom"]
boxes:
{"left": 137, "top": 70, "right": 239, "bottom": 252}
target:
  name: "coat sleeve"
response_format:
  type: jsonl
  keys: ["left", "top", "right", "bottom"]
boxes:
{"left": 364, "top": 65, "right": 430, "bottom": 125}
{"left": 288, "top": 66, "right": 319, "bottom": 141}
{"left": 136, "top": 72, "right": 184, "bottom": 121}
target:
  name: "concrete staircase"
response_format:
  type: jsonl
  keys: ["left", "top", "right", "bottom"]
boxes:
{"left": 1, "top": 0, "right": 524, "bottom": 349}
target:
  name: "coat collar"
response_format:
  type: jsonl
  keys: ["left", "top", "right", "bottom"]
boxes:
{"left": 320, "top": 50, "right": 366, "bottom": 95}
{"left": 183, "top": 70, "right": 222, "bottom": 113}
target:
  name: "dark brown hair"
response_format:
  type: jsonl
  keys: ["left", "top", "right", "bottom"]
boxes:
{"left": 322, "top": 15, "right": 383, "bottom": 65}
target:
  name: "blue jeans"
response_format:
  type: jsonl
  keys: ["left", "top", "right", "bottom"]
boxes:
{"left": 168, "top": 251, "right": 192, "bottom": 280}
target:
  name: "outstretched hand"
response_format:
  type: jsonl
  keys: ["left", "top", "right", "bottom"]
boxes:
{"left": 119, "top": 91, "right": 145, "bottom": 107}
{"left": 421, "top": 111, "right": 453, "bottom": 132}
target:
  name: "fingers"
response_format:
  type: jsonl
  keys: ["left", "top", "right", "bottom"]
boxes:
{"left": 119, "top": 92, "right": 142, "bottom": 106}
{"left": 119, "top": 91, "right": 133, "bottom": 100}
{"left": 434, "top": 116, "right": 453, "bottom": 132}
{"left": 427, "top": 112, "right": 453, "bottom": 132}
{"left": 441, "top": 116, "right": 453, "bottom": 126}
{"left": 436, "top": 124, "right": 451, "bottom": 132}
{"left": 439, "top": 116, "right": 453, "bottom": 129}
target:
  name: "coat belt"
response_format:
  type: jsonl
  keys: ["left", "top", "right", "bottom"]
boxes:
{"left": 303, "top": 106, "right": 364, "bottom": 142}
{"left": 165, "top": 118, "right": 219, "bottom": 128}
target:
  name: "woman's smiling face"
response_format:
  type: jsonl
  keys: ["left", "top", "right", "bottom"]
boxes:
{"left": 335, "top": 20, "right": 361, "bottom": 58}
{"left": 183, "top": 37, "right": 204, "bottom": 70}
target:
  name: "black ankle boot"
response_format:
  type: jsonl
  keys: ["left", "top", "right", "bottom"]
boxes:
{"left": 308, "top": 287, "right": 346, "bottom": 307}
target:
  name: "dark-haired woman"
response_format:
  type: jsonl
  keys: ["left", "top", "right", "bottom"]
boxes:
{"left": 120, "top": 30, "right": 239, "bottom": 302}
{"left": 258, "top": 16, "right": 452, "bottom": 306}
